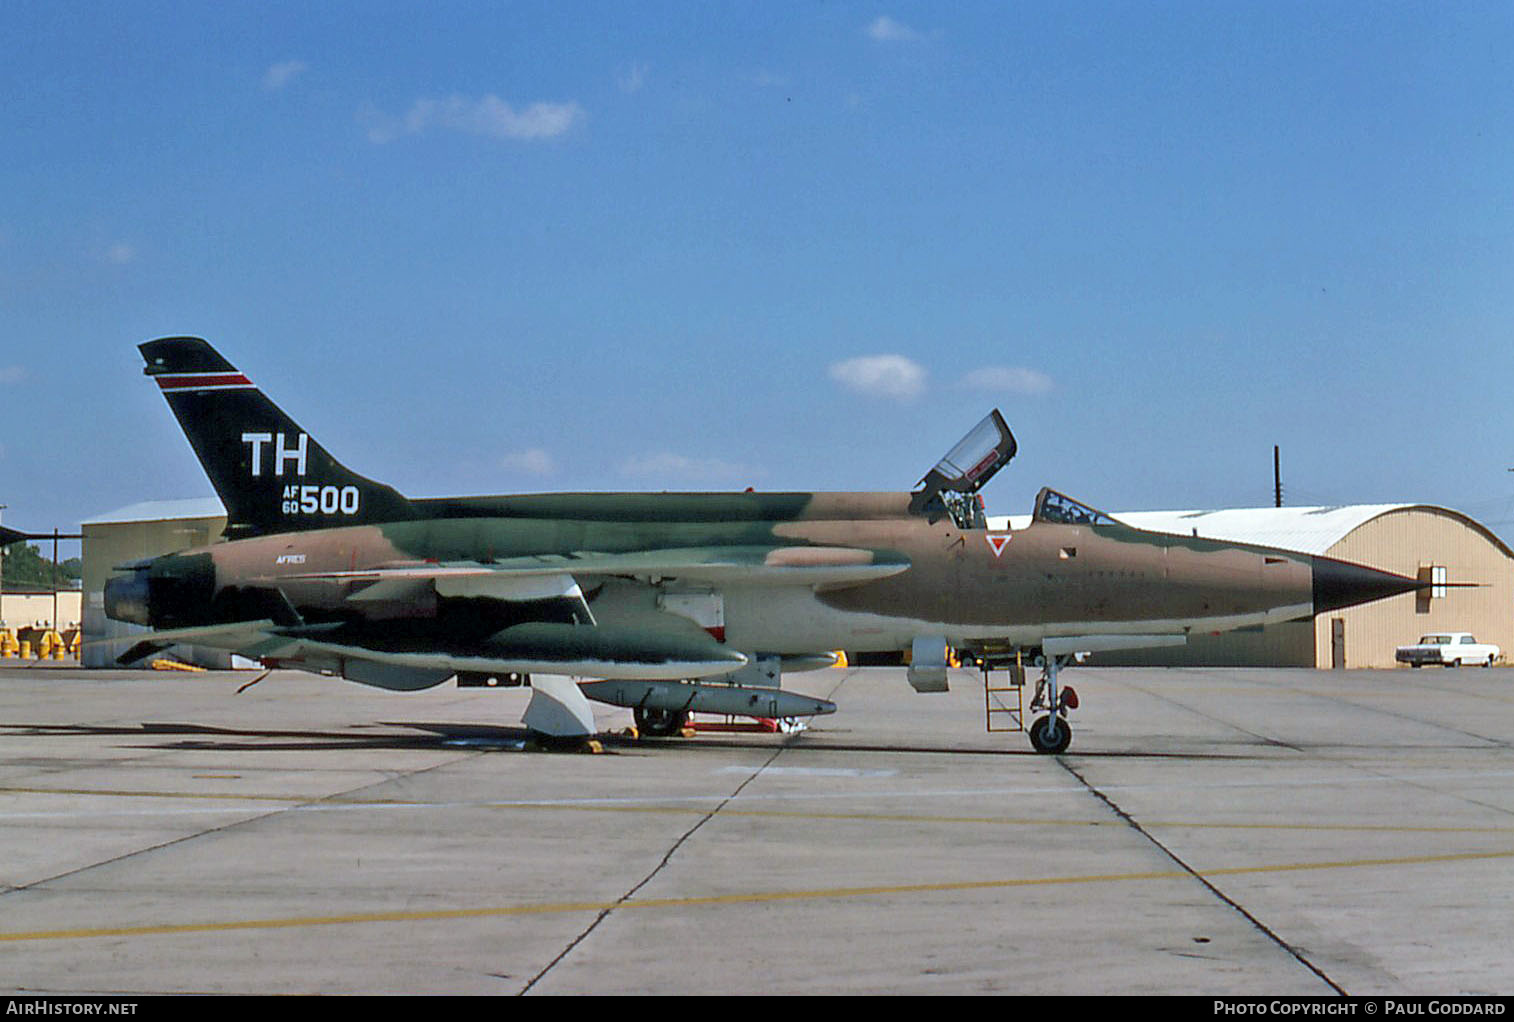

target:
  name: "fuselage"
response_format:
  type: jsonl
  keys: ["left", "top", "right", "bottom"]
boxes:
{"left": 104, "top": 335, "right": 1430, "bottom": 753}
{"left": 107, "top": 489, "right": 1319, "bottom": 660}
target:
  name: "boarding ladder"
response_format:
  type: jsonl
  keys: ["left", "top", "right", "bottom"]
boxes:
{"left": 982, "top": 653, "right": 1026, "bottom": 734}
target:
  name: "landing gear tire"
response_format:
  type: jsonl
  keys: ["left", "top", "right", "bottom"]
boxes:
{"left": 1029, "top": 714, "right": 1072, "bottom": 755}
{"left": 634, "top": 706, "right": 689, "bottom": 738}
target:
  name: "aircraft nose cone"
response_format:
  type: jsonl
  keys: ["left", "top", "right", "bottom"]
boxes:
{"left": 1311, "top": 556, "right": 1422, "bottom": 614}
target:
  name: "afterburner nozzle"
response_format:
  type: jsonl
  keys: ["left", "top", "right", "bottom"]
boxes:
{"left": 103, "top": 572, "right": 152, "bottom": 626}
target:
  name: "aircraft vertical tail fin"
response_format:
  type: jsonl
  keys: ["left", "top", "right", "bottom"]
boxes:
{"left": 139, "top": 337, "right": 415, "bottom": 539}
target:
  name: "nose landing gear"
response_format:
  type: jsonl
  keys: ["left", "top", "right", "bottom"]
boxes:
{"left": 1027, "top": 654, "right": 1078, "bottom": 754}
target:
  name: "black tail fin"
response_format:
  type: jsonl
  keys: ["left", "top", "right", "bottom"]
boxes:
{"left": 140, "top": 337, "right": 414, "bottom": 539}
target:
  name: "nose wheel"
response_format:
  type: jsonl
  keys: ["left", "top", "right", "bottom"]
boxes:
{"left": 1029, "top": 714, "right": 1072, "bottom": 754}
{"left": 1027, "top": 654, "right": 1077, "bottom": 754}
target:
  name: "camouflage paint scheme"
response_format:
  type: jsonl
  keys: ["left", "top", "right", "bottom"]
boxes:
{"left": 105, "top": 338, "right": 1417, "bottom": 713}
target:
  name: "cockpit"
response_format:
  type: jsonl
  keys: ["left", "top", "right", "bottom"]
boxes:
{"left": 910, "top": 412, "right": 1120, "bottom": 532}
{"left": 1032, "top": 488, "right": 1118, "bottom": 527}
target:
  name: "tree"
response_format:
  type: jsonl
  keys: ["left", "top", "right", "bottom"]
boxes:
{"left": 0, "top": 542, "right": 82, "bottom": 589}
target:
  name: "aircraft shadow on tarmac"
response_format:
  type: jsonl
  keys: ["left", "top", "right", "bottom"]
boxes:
{"left": 0, "top": 720, "right": 1266, "bottom": 759}
{"left": 0, "top": 720, "right": 528, "bottom": 753}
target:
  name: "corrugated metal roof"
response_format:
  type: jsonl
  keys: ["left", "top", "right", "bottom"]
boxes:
{"left": 1109, "top": 505, "right": 1415, "bottom": 555}
{"left": 988, "top": 504, "right": 1423, "bottom": 556}
{"left": 81, "top": 498, "right": 226, "bottom": 526}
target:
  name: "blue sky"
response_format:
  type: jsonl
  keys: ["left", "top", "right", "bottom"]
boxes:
{"left": 5, "top": 1, "right": 1514, "bottom": 552}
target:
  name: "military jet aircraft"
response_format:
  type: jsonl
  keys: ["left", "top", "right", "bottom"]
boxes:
{"left": 104, "top": 337, "right": 1425, "bottom": 753}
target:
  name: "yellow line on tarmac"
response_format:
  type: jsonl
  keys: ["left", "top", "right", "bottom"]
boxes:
{"left": 0, "top": 784, "right": 1114, "bottom": 828}
{"left": 0, "top": 785, "right": 334, "bottom": 803}
{"left": 689, "top": 808, "right": 1514, "bottom": 836}
{"left": 6, "top": 847, "right": 1514, "bottom": 945}
{"left": 1199, "top": 847, "right": 1514, "bottom": 877}
{"left": 706, "top": 808, "right": 1110, "bottom": 827}
{"left": 1139, "top": 819, "right": 1514, "bottom": 835}
{"left": 6, "top": 785, "right": 1514, "bottom": 836}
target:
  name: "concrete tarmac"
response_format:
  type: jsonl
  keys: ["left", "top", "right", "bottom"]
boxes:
{"left": 2, "top": 662, "right": 1513, "bottom": 995}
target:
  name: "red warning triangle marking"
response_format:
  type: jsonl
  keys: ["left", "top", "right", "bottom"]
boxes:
{"left": 985, "top": 534, "right": 1012, "bottom": 558}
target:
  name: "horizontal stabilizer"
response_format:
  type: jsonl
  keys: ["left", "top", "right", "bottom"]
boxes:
{"left": 109, "top": 618, "right": 309, "bottom": 665}
{"left": 116, "top": 639, "right": 170, "bottom": 666}
{"left": 115, "top": 618, "right": 281, "bottom": 650}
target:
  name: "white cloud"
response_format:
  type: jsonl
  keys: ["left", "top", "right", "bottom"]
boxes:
{"left": 963, "top": 365, "right": 1054, "bottom": 396}
{"left": 617, "top": 62, "right": 648, "bottom": 94}
{"left": 367, "top": 94, "right": 585, "bottom": 143}
{"left": 263, "top": 60, "right": 308, "bottom": 92}
{"left": 105, "top": 242, "right": 135, "bottom": 265}
{"left": 0, "top": 366, "right": 25, "bottom": 385}
{"left": 865, "top": 16, "right": 926, "bottom": 42}
{"left": 619, "top": 452, "right": 762, "bottom": 483}
{"left": 829, "top": 354, "right": 927, "bottom": 401}
{"left": 500, "top": 448, "right": 556, "bottom": 476}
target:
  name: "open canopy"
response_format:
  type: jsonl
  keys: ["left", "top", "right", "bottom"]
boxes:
{"left": 909, "top": 410, "right": 1016, "bottom": 518}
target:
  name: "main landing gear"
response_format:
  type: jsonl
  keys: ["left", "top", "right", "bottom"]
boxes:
{"left": 1027, "top": 654, "right": 1079, "bottom": 755}
{"left": 633, "top": 705, "right": 690, "bottom": 738}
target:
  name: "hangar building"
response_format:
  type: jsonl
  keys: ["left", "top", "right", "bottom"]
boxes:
{"left": 81, "top": 498, "right": 227, "bottom": 668}
{"left": 1009, "top": 504, "right": 1513, "bottom": 669}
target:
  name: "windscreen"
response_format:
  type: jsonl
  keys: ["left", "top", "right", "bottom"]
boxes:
{"left": 1033, "top": 488, "right": 1118, "bottom": 526}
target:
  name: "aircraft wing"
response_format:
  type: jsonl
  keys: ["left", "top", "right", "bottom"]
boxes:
{"left": 276, "top": 544, "right": 911, "bottom": 600}
{"left": 116, "top": 545, "right": 909, "bottom": 680}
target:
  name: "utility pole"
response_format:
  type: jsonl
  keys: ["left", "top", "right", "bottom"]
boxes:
{"left": 1274, "top": 446, "right": 1283, "bottom": 508}
{"left": 0, "top": 516, "right": 83, "bottom": 632}
{"left": 51, "top": 527, "right": 60, "bottom": 633}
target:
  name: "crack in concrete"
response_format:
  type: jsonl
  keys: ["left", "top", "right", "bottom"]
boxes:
{"left": 1056, "top": 755, "right": 1347, "bottom": 996}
